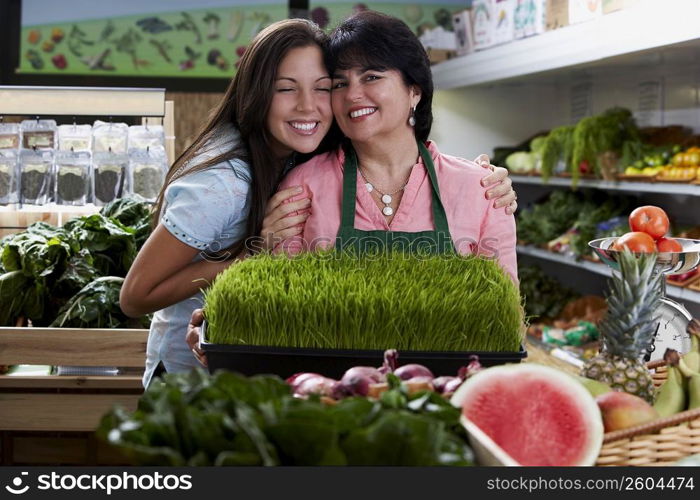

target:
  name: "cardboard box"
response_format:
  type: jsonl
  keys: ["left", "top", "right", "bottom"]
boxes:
{"left": 472, "top": 0, "right": 496, "bottom": 50}
{"left": 568, "top": 0, "right": 602, "bottom": 24}
{"left": 514, "top": 0, "right": 547, "bottom": 38}
{"left": 453, "top": 9, "right": 475, "bottom": 56}
{"left": 602, "top": 0, "right": 639, "bottom": 14}
{"left": 493, "top": 0, "right": 516, "bottom": 45}
{"left": 545, "top": 0, "right": 569, "bottom": 30}
{"left": 425, "top": 48, "right": 457, "bottom": 65}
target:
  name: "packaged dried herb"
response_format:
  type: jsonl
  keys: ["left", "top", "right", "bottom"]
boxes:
{"left": 58, "top": 124, "right": 92, "bottom": 152}
{"left": 93, "top": 152, "right": 127, "bottom": 205}
{"left": 128, "top": 125, "right": 165, "bottom": 152}
{"left": 92, "top": 120, "right": 128, "bottom": 154}
{"left": 20, "top": 149, "right": 53, "bottom": 205}
{"left": 0, "top": 150, "right": 19, "bottom": 205}
{"left": 0, "top": 123, "right": 20, "bottom": 150}
{"left": 128, "top": 148, "right": 167, "bottom": 202}
{"left": 20, "top": 119, "right": 57, "bottom": 150}
{"left": 55, "top": 150, "right": 91, "bottom": 205}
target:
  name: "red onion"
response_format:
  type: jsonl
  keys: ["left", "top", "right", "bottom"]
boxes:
{"left": 337, "top": 366, "right": 384, "bottom": 397}
{"left": 286, "top": 372, "right": 324, "bottom": 391}
{"left": 293, "top": 375, "right": 337, "bottom": 397}
{"left": 432, "top": 375, "right": 459, "bottom": 394}
{"left": 378, "top": 349, "right": 398, "bottom": 374}
{"left": 393, "top": 363, "right": 434, "bottom": 381}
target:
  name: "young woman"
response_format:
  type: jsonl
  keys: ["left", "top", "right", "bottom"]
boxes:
{"left": 122, "top": 19, "right": 516, "bottom": 386}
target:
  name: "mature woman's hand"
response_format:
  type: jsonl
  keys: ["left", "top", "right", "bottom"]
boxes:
{"left": 186, "top": 308, "right": 207, "bottom": 367}
{"left": 259, "top": 186, "right": 311, "bottom": 251}
{"left": 474, "top": 154, "right": 518, "bottom": 215}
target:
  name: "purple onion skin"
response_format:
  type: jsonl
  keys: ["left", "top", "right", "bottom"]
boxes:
{"left": 432, "top": 375, "right": 459, "bottom": 394}
{"left": 443, "top": 377, "right": 465, "bottom": 394}
{"left": 341, "top": 366, "right": 384, "bottom": 383}
{"left": 286, "top": 372, "right": 324, "bottom": 390}
{"left": 379, "top": 349, "right": 398, "bottom": 374}
{"left": 294, "top": 375, "right": 337, "bottom": 397}
{"left": 393, "top": 364, "right": 434, "bottom": 381}
{"left": 337, "top": 375, "right": 371, "bottom": 397}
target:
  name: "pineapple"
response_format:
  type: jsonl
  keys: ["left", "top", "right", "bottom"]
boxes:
{"left": 581, "top": 249, "right": 662, "bottom": 403}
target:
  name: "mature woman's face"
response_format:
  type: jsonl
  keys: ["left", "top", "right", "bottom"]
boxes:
{"left": 266, "top": 45, "right": 333, "bottom": 159}
{"left": 331, "top": 66, "right": 420, "bottom": 144}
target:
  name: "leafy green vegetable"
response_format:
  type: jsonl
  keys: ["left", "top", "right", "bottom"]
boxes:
{"left": 516, "top": 190, "right": 583, "bottom": 245}
{"left": 63, "top": 214, "right": 137, "bottom": 276}
{"left": 98, "top": 369, "right": 474, "bottom": 466}
{"left": 540, "top": 125, "right": 574, "bottom": 181}
{"left": 518, "top": 264, "right": 579, "bottom": 320}
{"left": 205, "top": 251, "right": 523, "bottom": 352}
{"left": 50, "top": 276, "right": 148, "bottom": 328}
{"left": 0, "top": 198, "right": 152, "bottom": 327}
{"left": 100, "top": 197, "right": 152, "bottom": 249}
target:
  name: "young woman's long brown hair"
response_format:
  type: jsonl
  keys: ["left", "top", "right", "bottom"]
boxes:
{"left": 153, "top": 19, "right": 331, "bottom": 257}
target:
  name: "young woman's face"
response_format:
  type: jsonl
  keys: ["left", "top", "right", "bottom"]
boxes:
{"left": 266, "top": 45, "right": 333, "bottom": 159}
{"left": 331, "top": 66, "right": 419, "bottom": 144}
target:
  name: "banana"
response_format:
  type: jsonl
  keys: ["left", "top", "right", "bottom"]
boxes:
{"left": 653, "top": 366, "right": 687, "bottom": 417}
{"left": 688, "top": 373, "right": 700, "bottom": 410}
{"left": 576, "top": 375, "right": 612, "bottom": 397}
{"left": 682, "top": 321, "right": 700, "bottom": 372}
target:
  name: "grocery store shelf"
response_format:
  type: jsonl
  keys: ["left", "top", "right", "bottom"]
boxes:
{"left": 510, "top": 175, "right": 700, "bottom": 196}
{"left": 516, "top": 244, "right": 700, "bottom": 306}
{"left": 432, "top": 0, "right": 700, "bottom": 89}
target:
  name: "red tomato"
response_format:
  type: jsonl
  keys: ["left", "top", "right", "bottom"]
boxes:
{"left": 612, "top": 232, "right": 657, "bottom": 253}
{"left": 656, "top": 237, "right": 683, "bottom": 253}
{"left": 628, "top": 206, "right": 669, "bottom": 240}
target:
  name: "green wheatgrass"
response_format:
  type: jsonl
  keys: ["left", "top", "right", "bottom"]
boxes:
{"left": 204, "top": 251, "right": 524, "bottom": 352}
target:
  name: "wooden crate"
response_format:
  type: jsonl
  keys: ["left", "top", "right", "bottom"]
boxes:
{"left": 0, "top": 327, "right": 147, "bottom": 465}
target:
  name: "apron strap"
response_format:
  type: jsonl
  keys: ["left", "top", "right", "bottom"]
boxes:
{"left": 339, "top": 142, "right": 452, "bottom": 235}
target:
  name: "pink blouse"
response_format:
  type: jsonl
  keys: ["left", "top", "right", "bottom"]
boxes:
{"left": 275, "top": 141, "right": 518, "bottom": 283}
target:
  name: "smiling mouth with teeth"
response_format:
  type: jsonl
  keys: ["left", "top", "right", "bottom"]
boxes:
{"left": 289, "top": 122, "right": 319, "bottom": 132}
{"left": 349, "top": 107, "right": 377, "bottom": 119}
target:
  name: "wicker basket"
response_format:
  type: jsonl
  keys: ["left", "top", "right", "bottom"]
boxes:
{"left": 596, "top": 360, "right": 700, "bottom": 466}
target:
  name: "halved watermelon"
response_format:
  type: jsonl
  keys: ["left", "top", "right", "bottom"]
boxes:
{"left": 450, "top": 363, "right": 603, "bottom": 466}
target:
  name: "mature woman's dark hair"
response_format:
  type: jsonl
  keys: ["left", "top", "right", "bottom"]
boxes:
{"left": 153, "top": 19, "right": 330, "bottom": 257}
{"left": 325, "top": 10, "right": 434, "bottom": 143}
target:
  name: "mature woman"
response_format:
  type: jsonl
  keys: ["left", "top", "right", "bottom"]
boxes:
{"left": 275, "top": 11, "right": 517, "bottom": 282}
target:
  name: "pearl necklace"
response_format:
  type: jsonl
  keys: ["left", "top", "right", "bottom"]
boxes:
{"left": 358, "top": 165, "right": 411, "bottom": 217}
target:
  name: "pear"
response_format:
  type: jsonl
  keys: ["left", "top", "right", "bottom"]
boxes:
{"left": 595, "top": 391, "right": 659, "bottom": 432}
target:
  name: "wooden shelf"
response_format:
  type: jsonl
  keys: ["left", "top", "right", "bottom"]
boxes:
{"left": 432, "top": 0, "right": 700, "bottom": 89}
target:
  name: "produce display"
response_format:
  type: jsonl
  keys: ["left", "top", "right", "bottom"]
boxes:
{"left": 501, "top": 109, "right": 699, "bottom": 186}
{"left": 285, "top": 349, "right": 483, "bottom": 401}
{"left": 0, "top": 197, "right": 151, "bottom": 327}
{"left": 204, "top": 251, "right": 523, "bottom": 352}
{"left": 611, "top": 205, "right": 683, "bottom": 253}
{"left": 98, "top": 368, "right": 475, "bottom": 466}
{"left": 653, "top": 322, "right": 700, "bottom": 417}
{"left": 581, "top": 251, "right": 661, "bottom": 403}
{"left": 518, "top": 264, "right": 580, "bottom": 321}
{"left": 0, "top": 119, "right": 167, "bottom": 206}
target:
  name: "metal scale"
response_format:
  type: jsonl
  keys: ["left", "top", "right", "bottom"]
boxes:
{"left": 589, "top": 238, "right": 700, "bottom": 362}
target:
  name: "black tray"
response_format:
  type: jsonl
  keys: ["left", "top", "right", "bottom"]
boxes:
{"left": 201, "top": 322, "right": 527, "bottom": 379}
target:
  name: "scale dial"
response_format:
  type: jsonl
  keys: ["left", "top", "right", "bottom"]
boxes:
{"left": 643, "top": 298, "right": 693, "bottom": 363}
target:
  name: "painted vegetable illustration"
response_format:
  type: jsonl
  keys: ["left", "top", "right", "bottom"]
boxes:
{"left": 203, "top": 12, "right": 221, "bottom": 39}
{"left": 176, "top": 12, "right": 202, "bottom": 44}
{"left": 25, "top": 49, "right": 43, "bottom": 69}
{"left": 50, "top": 27, "right": 64, "bottom": 43}
{"left": 136, "top": 17, "right": 173, "bottom": 35}
{"left": 27, "top": 29, "right": 41, "bottom": 44}
{"left": 227, "top": 11, "right": 244, "bottom": 42}
{"left": 150, "top": 39, "right": 173, "bottom": 63}
{"left": 67, "top": 25, "right": 94, "bottom": 57}
{"left": 310, "top": 7, "right": 330, "bottom": 29}
{"left": 51, "top": 54, "right": 67, "bottom": 69}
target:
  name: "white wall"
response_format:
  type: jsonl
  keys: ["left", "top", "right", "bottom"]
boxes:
{"left": 432, "top": 65, "right": 700, "bottom": 159}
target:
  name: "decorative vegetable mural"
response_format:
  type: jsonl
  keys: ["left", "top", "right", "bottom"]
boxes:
{"left": 19, "top": 4, "right": 287, "bottom": 78}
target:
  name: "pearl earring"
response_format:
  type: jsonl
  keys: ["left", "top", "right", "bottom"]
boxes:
{"left": 408, "top": 106, "right": 416, "bottom": 127}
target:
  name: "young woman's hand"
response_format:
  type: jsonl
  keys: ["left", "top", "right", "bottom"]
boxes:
{"left": 259, "top": 185, "right": 311, "bottom": 250}
{"left": 475, "top": 154, "right": 518, "bottom": 215}
{"left": 185, "top": 308, "right": 207, "bottom": 367}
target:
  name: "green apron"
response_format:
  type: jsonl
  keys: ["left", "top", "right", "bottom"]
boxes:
{"left": 336, "top": 142, "right": 456, "bottom": 255}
